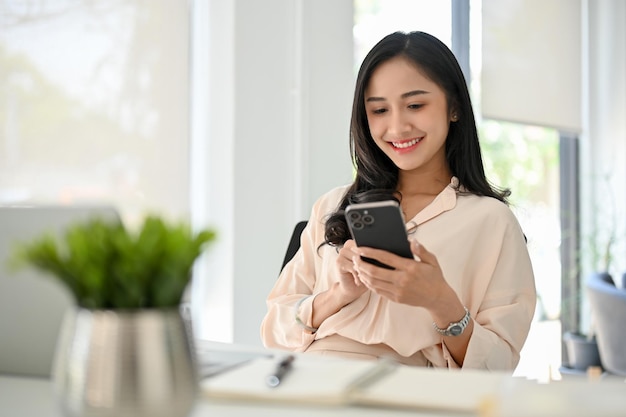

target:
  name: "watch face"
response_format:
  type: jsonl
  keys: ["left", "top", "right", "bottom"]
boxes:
{"left": 450, "top": 325, "right": 462, "bottom": 336}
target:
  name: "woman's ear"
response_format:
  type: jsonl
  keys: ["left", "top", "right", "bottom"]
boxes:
{"left": 449, "top": 103, "right": 460, "bottom": 122}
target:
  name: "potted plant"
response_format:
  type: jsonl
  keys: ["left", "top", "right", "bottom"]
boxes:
{"left": 11, "top": 214, "right": 216, "bottom": 417}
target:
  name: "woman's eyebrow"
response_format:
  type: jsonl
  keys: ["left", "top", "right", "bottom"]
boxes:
{"left": 401, "top": 89, "right": 429, "bottom": 99}
{"left": 365, "top": 89, "right": 430, "bottom": 102}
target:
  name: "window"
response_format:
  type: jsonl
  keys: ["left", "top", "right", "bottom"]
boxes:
{"left": 0, "top": 1, "right": 190, "bottom": 226}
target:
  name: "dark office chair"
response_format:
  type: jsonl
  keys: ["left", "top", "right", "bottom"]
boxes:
{"left": 280, "top": 221, "right": 307, "bottom": 273}
{"left": 587, "top": 273, "right": 626, "bottom": 376}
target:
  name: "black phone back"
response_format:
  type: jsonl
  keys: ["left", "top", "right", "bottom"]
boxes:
{"left": 345, "top": 201, "right": 413, "bottom": 266}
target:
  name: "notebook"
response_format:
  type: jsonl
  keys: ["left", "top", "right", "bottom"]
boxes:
{"left": 0, "top": 205, "right": 120, "bottom": 377}
{"left": 201, "top": 353, "right": 391, "bottom": 406}
{"left": 201, "top": 353, "right": 626, "bottom": 415}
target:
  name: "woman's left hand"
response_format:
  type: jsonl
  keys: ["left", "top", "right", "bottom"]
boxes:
{"left": 351, "top": 240, "right": 451, "bottom": 308}
{"left": 353, "top": 239, "right": 473, "bottom": 366}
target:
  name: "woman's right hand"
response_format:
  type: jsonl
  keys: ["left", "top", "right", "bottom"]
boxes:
{"left": 311, "top": 240, "right": 368, "bottom": 330}
{"left": 335, "top": 239, "right": 368, "bottom": 302}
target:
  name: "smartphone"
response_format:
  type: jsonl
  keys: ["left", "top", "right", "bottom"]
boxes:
{"left": 344, "top": 200, "right": 413, "bottom": 269}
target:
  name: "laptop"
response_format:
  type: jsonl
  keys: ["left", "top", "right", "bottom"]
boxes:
{"left": 0, "top": 205, "right": 120, "bottom": 377}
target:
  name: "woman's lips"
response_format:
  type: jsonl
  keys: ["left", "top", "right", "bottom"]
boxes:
{"left": 391, "top": 137, "right": 422, "bottom": 149}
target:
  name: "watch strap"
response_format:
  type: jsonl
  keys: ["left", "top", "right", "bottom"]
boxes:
{"left": 432, "top": 307, "right": 470, "bottom": 337}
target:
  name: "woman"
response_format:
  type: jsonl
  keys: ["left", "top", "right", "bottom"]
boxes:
{"left": 260, "top": 31, "right": 536, "bottom": 370}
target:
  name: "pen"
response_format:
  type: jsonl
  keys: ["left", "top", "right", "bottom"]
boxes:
{"left": 265, "top": 354, "right": 295, "bottom": 388}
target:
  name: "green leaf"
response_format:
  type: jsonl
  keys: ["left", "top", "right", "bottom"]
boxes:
{"left": 9, "top": 214, "right": 217, "bottom": 309}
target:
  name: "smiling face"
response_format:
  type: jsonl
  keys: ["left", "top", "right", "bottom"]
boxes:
{"left": 364, "top": 56, "right": 455, "bottom": 176}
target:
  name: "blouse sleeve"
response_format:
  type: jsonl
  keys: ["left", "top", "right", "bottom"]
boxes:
{"left": 461, "top": 209, "right": 537, "bottom": 370}
{"left": 260, "top": 193, "right": 331, "bottom": 351}
{"left": 415, "top": 201, "right": 536, "bottom": 371}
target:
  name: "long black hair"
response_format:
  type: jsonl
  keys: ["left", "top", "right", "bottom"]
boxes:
{"left": 324, "top": 31, "right": 509, "bottom": 247}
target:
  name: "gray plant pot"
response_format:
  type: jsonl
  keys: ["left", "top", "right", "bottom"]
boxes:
{"left": 563, "top": 331, "right": 602, "bottom": 371}
{"left": 53, "top": 308, "right": 198, "bottom": 417}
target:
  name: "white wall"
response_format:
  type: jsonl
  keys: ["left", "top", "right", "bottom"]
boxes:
{"left": 191, "top": 0, "right": 354, "bottom": 346}
{"left": 580, "top": 0, "right": 626, "bottom": 280}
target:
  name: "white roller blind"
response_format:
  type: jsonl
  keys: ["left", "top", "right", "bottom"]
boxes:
{"left": 481, "top": 0, "right": 582, "bottom": 133}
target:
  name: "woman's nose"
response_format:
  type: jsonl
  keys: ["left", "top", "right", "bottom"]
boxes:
{"left": 388, "top": 109, "right": 410, "bottom": 136}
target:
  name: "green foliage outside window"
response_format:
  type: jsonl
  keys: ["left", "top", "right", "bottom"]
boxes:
{"left": 479, "top": 119, "right": 559, "bottom": 206}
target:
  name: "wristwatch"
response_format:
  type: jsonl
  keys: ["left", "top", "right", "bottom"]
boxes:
{"left": 432, "top": 307, "right": 470, "bottom": 337}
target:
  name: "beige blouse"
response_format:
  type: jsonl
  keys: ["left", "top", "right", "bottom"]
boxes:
{"left": 260, "top": 179, "right": 536, "bottom": 370}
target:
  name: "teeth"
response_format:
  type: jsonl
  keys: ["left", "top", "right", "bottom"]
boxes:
{"left": 392, "top": 138, "right": 421, "bottom": 148}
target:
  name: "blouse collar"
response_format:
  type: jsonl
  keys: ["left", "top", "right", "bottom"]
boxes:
{"left": 406, "top": 176, "right": 459, "bottom": 229}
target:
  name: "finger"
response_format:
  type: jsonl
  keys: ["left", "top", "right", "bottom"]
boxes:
{"left": 340, "top": 261, "right": 355, "bottom": 274}
{"left": 353, "top": 256, "right": 400, "bottom": 291}
{"left": 339, "top": 245, "right": 357, "bottom": 262}
{"left": 336, "top": 250, "right": 357, "bottom": 275}
{"left": 343, "top": 239, "right": 356, "bottom": 250}
{"left": 357, "top": 268, "right": 401, "bottom": 298}
{"left": 410, "top": 240, "right": 437, "bottom": 266}
{"left": 351, "top": 257, "right": 367, "bottom": 287}
{"left": 351, "top": 246, "right": 403, "bottom": 270}
{"left": 352, "top": 255, "right": 361, "bottom": 274}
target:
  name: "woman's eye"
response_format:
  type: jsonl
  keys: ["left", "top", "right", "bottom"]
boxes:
{"left": 371, "top": 108, "right": 387, "bottom": 115}
{"left": 408, "top": 103, "right": 423, "bottom": 110}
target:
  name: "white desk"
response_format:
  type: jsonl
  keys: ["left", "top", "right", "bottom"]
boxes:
{"left": 0, "top": 375, "right": 464, "bottom": 417}
{"left": 4, "top": 341, "right": 624, "bottom": 417}
{"left": 0, "top": 340, "right": 467, "bottom": 417}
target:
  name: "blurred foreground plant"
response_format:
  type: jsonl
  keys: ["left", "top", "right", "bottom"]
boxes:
{"left": 11, "top": 215, "right": 216, "bottom": 309}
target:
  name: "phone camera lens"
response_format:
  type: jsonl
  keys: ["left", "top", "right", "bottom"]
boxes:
{"left": 362, "top": 214, "right": 374, "bottom": 225}
{"left": 352, "top": 221, "right": 364, "bottom": 230}
{"left": 348, "top": 211, "right": 361, "bottom": 221}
